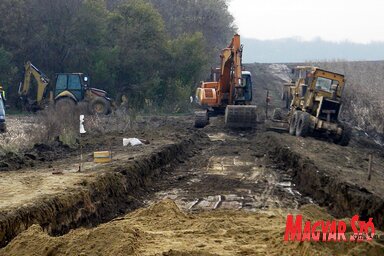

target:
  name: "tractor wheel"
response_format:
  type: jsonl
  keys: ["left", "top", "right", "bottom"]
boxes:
{"left": 296, "top": 112, "right": 311, "bottom": 137}
{"left": 89, "top": 97, "right": 111, "bottom": 115}
{"left": 55, "top": 97, "right": 76, "bottom": 112}
{"left": 289, "top": 111, "right": 300, "bottom": 135}
{"left": 335, "top": 123, "right": 352, "bottom": 146}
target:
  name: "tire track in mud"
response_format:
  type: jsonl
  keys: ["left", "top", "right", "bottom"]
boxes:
{"left": 146, "top": 118, "right": 309, "bottom": 212}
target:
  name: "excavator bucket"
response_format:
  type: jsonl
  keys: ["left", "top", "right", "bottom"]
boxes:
{"left": 225, "top": 105, "right": 258, "bottom": 128}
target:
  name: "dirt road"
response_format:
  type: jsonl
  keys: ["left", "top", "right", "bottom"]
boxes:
{"left": 146, "top": 117, "right": 308, "bottom": 212}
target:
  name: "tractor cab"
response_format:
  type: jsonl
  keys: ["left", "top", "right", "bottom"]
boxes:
{"left": 54, "top": 73, "right": 89, "bottom": 102}
{"left": 53, "top": 73, "right": 111, "bottom": 114}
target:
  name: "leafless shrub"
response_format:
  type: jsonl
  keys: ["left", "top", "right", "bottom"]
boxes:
{"left": 0, "top": 103, "right": 143, "bottom": 154}
{"left": 84, "top": 107, "right": 138, "bottom": 135}
{"left": 0, "top": 117, "right": 40, "bottom": 152}
{"left": 33, "top": 104, "right": 85, "bottom": 147}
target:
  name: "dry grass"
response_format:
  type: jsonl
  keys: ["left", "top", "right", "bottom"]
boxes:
{"left": 84, "top": 107, "right": 137, "bottom": 135}
{"left": 0, "top": 105, "right": 141, "bottom": 154}
{"left": 0, "top": 116, "right": 40, "bottom": 152}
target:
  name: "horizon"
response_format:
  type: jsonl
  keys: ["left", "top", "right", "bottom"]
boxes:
{"left": 241, "top": 37, "right": 384, "bottom": 63}
{"left": 242, "top": 36, "right": 384, "bottom": 45}
{"left": 228, "top": 0, "right": 384, "bottom": 44}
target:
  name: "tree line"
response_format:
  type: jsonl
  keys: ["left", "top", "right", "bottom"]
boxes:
{"left": 0, "top": 0, "right": 235, "bottom": 112}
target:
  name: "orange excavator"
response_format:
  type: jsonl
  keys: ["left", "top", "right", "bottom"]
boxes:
{"left": 194, "top": 34, "right": 257, "bottom": 128}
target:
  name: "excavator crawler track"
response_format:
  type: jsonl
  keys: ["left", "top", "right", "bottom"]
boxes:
{"left": 194, "top": 111, "right": 209, "bottom": 128}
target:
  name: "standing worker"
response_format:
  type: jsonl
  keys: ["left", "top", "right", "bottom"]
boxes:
{"left": 0, "top": 83, "right": 5, "bottom": 101}
{"left": 0, "top": 84, "right": 6, "bottom": 133}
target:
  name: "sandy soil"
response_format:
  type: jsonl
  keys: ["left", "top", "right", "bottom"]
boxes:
{"left": 1, "top": 200, "right": 382, "bottom": 256}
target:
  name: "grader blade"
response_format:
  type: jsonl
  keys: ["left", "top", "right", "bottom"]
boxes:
{"left": 265, "top": 119, "right": 289, "bottom": 133}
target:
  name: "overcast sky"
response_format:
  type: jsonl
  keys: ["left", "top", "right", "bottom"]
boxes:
{"left": 228, "top": 0, "right": 384, "bottom": 43}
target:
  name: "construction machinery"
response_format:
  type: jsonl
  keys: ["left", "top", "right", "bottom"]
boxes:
{"left": 194, "top": 34, "right": 257, "bottom": 128}
{"left": 18, "top": 61, "right": 112, "bottom": 114}
{"left": 287, "top": 67, "right": 351, "bottom": 146}
{"left": 282, "top": 66, "right": 318, "bottom": 109}
{"left": 0, "top": 88, "right": 5, "bottom": 133}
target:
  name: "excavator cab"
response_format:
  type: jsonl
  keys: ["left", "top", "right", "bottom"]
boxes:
{"left": 240, "top": 71, "right": 252, "bottom": 103}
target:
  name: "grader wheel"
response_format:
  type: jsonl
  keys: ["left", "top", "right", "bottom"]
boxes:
{"left": 289, "top": 111, "right": 300, "bottom": 135}
{"left": 295, "top": 112, "right": 311, "bottom": 137}
{"left": 334, "top": 123, "right": 352, "bottom": 146}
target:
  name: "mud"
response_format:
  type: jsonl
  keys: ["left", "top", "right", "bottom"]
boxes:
{"left": 0, "top": 115, "right": 196, "bottom": 172}
{"left": 0, "top": 141, "right": 74, "bottom": 171}
{"left": 143, "top": 117, "right": 310, "bottom": 214}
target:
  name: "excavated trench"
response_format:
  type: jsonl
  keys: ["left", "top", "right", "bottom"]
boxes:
{"left": 1, "top": 125, "right": 383, "bottom": 249}
{"left": 264, "top": 133, "right": 384, "bottom": 230}
{"left": 0, "top": 132, "right": 206, "bottom": 248}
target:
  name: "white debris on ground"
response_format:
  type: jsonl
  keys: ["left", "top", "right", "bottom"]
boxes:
{"left": 123, "top": 138, "right": 143, "bottom": 147}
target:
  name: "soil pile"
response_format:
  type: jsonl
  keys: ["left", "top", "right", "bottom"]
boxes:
{"left": 1, "top": 200, "right": 382, "bottom": 256}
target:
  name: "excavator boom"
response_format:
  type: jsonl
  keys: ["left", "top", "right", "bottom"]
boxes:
{"left": 19, "top": 61, "right": 50, "bottom": 107}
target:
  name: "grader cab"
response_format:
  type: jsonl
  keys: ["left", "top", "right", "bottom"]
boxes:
{"left": 288, "top": 67, "right": 351, "bottom": 146}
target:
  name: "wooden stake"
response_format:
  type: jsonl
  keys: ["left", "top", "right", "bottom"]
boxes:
{"left": 265, "top": 90, "right": 269, "bottom": 119}
{"left": 109, "top": 140, "right": 112, "bottom": 161}
{"left": 79, "top": 133, "right": 83, "bottom": 172}
{"left": 367, "top": 154, "right": 373, "bottom": 181}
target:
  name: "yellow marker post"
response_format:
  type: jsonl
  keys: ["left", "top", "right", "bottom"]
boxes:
{"left": 93, "top": 151, "right": 112, "bottom": 163}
